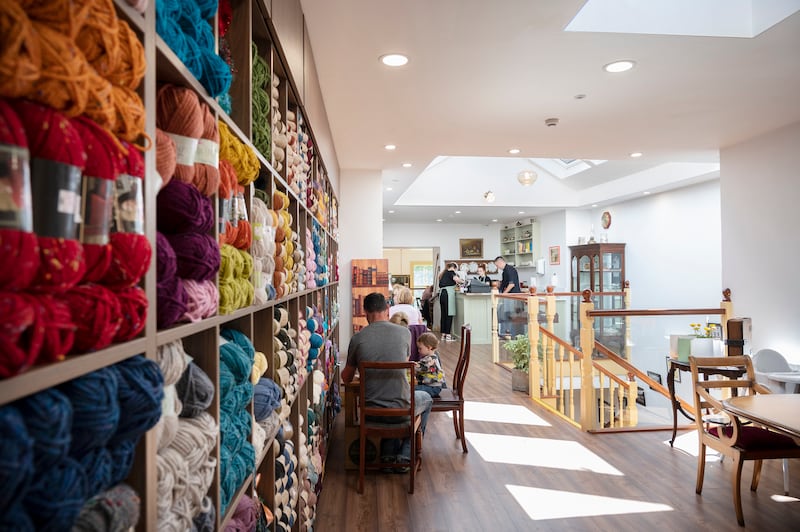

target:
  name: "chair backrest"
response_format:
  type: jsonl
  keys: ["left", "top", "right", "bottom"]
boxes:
{"left": 753, "top": 348, "right": 791, "bottom": 373}
{"left": 358, "top": 361, "right": 416, "bottom": 421}
{"left": 408, "top": 324, "right": 428, "bottom": 362}
{"left": 452, "top": 325, "right": 472, "bottom": 397}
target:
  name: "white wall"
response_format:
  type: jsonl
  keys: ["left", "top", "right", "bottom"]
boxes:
{"left": 383, "top": 223, "right": 502, "bottom": 269}
{"left": 721, "top": 121, "right": 800, "bottom": 364}
{"left": 537, "top": 210, "right": 568, "bottom": 290}
{"left": 339, "top": 169, "right": 383, "bottom": 350}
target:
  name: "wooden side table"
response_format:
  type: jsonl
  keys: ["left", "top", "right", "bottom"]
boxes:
{"left": 667, "top": 357, "right": 746, "bottom": 446}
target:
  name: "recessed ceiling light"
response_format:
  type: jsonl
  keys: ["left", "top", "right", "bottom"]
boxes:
{"left": 402, "top": 162, "right": 412, "bottom": 168}
{"left": 508, "top": 148, "right": 521, "bottom": 155}
{"left": 454, "top": 210, "right": 461, "bottom": 214}
{"left": 491, "top": 219, "right": 498, "bottom": 223}
{"left": 604, "top": 60, "right": 635, "bottom": 73}
{"left": 384, "top": 144, "right": 397, "bottom": 150}
{"left": 386, "top": 187, "right": 393, "bottom": 191}
{"left": 388, "top": 210, "right": 395, "bottom": 214}
{"left": 518, "top": 211, "right": 525, "bottom": 214}
{"left": 436, "top": 218, "right": 443, "bottom": 222}
{"left": 630, "top": 152, "right": 643, "bottom": 158}
{"left": 591, "top": 204, "right": 598, "bottom": 208}
{"left": 380, "top": 53, "right": 409, "bottom": 67}
{"left": 643, "top": 191, "right": 650, "bottom": 195}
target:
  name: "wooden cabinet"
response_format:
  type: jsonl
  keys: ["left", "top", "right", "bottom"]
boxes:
{"left": 500, "top": 221, "right": 540, "bottom": 268}
{"left": 570, "top": 243, "right": 626, "bottom": 355}
{"left": 351, "top": 259, "right": 390, "bottom": 333}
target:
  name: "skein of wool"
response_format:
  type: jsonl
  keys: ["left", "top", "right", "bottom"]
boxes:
{"left": 156, "top": 84, "right": 203, "bottom": 184}
{"left": 165, "top": 232, "right": 220, "bottom": 282}
{"left": 0, "top": 405, "right": 34, "bottom": 512}
{"left": 156, "top": 127, "right": 177, "bottom": 190}
{"left": 0, "top": 98, "right": 40, "bottom": 291}
{"left": 109, "top": 438, "right": 137, "bottom": 485}
{"left": 16, "top": 100, "right": 87, "bottom": 293}
{"left": 156, "top": 231, "right": 177, "bottom": 281}
{"left": 0, "top": 292, "right": 44, "bottom": 378}
{"left": 110, "top": 84, "right": 147, "bottom": 143}
{"left": 72, "top": 483, "right": 141, "bottom": 532}
{"left": 103, "top": 142, "right": 152, "bottom": 290}
{"left": 78, "top": 446, "right": 113, "bottom": 496}
{"left": 23, "top": 0, "right": 91, "bottom": 39}
{"left": 114, "top": 285, "right": 148, "bottom": 341}
{"left": 64, "top": 283, "right": 123, "bottom": 354}
{"left": 14, "top": 387, "right": 73, "bottom": 472}
{"left": 176, "top": 361, "right": 214, "bottom": 417}
{"left": 59, "top": 366, "right": 120, "bottom": 457}
{"left": 182, "top": 278, "right": 218, "bottom": 322}
{"left": 157, "top": 179, "right": 214, "bottom": 234}
{"left": 71, "top": 117, "right": 123, "bottom": 283}
{"left": 194, "top": 102, "right": 220, "bottom": 196}
{"left": 0, "top": 3, "right": 41, "bottom": 99}
{"left": 108, "top": 18, "right": 145, "bottom": 90}
{"left": 156, "top": 340, "right": 189, "bottom": 386}
{"left": 251, "top": 43, "right": 272, "bottom": 160}
{"left": 231, "top": 186, "right": 252, "bottom": 250}
{"left": 110, "top": 355, "right": 165, "bottom": 445}
{"left": 74, "top": 0, "right": 120, "bottom": 78}
{"left": 22, "top": 455, "right": 89, "bottom": 531}
{"left": 217, "top": 159, "right": 236, "bottom": 245}
{"left": 219, "top": 120, "right": 259, "bottom": 185}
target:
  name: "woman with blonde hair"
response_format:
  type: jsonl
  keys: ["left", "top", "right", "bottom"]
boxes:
{"left": 389, "top": 286, "right": 422, "bottom": 324}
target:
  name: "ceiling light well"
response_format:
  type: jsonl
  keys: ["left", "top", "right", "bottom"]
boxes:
{"left": 604, "top": 60, "right": 635, "bottom": 73}
{"left": 380, "top": 53, "right": 408, "bottom": 67}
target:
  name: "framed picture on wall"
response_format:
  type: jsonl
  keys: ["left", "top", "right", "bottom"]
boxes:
{"left": 459, "top": 238, "right": 483, "bottom": 259}
{"left": 549, "top": 245, "right": 560, "bottom": 265}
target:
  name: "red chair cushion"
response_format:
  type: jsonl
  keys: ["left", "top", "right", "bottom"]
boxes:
{"left": 709, "top": 425, "right": 800, "bottom": 450}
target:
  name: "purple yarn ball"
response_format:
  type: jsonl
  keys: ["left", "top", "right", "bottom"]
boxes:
{"left": 156, "top": 180, "right": 214, "bottom": 234}
{"left": 165, "top": 232, "right": 220, "bottom": 282}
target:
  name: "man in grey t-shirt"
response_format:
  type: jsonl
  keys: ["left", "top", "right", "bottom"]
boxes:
{"left": 342, "top": 292, "right": 432, "bottom": 467}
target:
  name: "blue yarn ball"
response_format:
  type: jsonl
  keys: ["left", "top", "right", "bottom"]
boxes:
{"left": 220, "top": 341, "right": 252, "bottom": 385}
{"left": 14, "top": 388, "right": 73, "bottom": 472}
{"left": 308, "top": 347, "right": 319, "bottom": 361}
{"left": 310, "top": 333, "right": 323, "bottom": 349}
{"left": 0, "top": 406, "right": 34, "bottom": 512}
{"left": 194, "top": 0, "right": 218, "bottom": 20}
{"left": 192, "top": 497, "right": 215, "bottom": 532}
{"left": 109, "top": 439, "right": 137, "bottom": 486}
{"left": 222, "top": 328, "right": 255, "bottom": 363}
{"left": 176, "top": 361, "right": 214, "bottom": 418}
{"left": 110, "top": 356, "right": 164, "bottom": 446}
{"left": 306, "top": 318, "right": 317, "bottom": 333}
{"left": 253, "top": 378, "right": 281, "bottom": 421}
{"left": 78, "top": 447, "right": 112, "bottom": 497}
{"left": 59, "top": 367, "right": 120, "bottom": 457}
{"left": 0, "top": 502, "right": 34, "bottom": 530}
{"left": 23, "top": 456, "right": 88, "bottom": 531}
{"left": 219, "top": 362, "right": 234, "bottom": 399}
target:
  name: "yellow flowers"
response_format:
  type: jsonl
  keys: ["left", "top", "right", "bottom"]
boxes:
{"left": 690, "top": 322, "right": 717, "bottom": 338}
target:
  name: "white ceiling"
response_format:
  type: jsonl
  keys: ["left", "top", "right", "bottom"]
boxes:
{"left": 299, "top": 0, "right": 800, "bottom": 224}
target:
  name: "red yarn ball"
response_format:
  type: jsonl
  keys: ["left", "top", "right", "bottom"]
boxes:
{"left": 37, "top": 294, "right": 76, "bottom": 362}
{"left": 64, "top": 284, "right": 122, "bottom": 354}
{"left": 114, "top": 285, "right": 147, "bottom": 342}
{"left": 0, "top": 292, "right": 44, "bottom": 377}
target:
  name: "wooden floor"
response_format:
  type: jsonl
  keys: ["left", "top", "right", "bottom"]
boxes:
{"left": 315, "top": 341, "right": 800, "bottom": 531}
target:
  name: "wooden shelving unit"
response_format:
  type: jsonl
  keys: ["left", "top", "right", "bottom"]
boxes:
{"left": 2, "top": 1, "right": 341, "bottom": 530}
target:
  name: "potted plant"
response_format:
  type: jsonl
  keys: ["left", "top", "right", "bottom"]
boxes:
{"left": 503, "top": 335, "right": 532, "bottom": 393}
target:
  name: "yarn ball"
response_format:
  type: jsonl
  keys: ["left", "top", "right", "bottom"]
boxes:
{"left": 156, "top": 179, "right": 214, "bottom": 234}
{"left": 182, "top": 278, "right": 218, "bottom": 322}
{"left": 72, "top": 483, "right": 141, "bottom": 532}
{"left": 194, "top": 102, "right": 219, "bottom": 196}
{"left": 0, "top": 3, "right": 41, "bottom": 99}
{"left": 59, "top": 367, "right": 120, "bottom": 457}
{"left": 156, "top": 84, "right": 202, "bottom": 183}
{"left": 114, "top": 285, "right": 148, "bottom": 342}
{"left": 109, "top": 438, "right": 137, "bottom": 485}
{"left": 157, "top": 274, "right": 188, "bottom": 329}
{"left": 37, "top": 294, "right": 77, "bottom": 361}
{"left": 176, "top": 361, "right": 214, "bottom": 418}
{"left": 254, "top": 378, "right": 282, "bottom": 422}
{"left": 64, "top": 284, "right": 123, "bottom": 354}
{"left": 78, "top": 446, "right": 113, "bottom": 497}
{"left": 110, "top": 355, "right": 165, "bottom": 445}
{"left": 0, "top": 99, "right": 40, "bottom": 291}
{"left": 156, "top": 231, "right": 177, "bottom": 281}
{"left": 155, "top": 127, "right": 176, "bottom": 190}
{"left": 0, "top": 503, "right": 34, "bottom": 531}
{"left": 228, "top": 494, "right": 259, "bottom": 531}
{"left": 192, "top": 496, "right": 215, "bottom": 532}
{"left": 14, "top": 387, "right": 73, "bottom": 472}
{"left": 0, "top": 405, "right": 35, "bottom": 511}
{"left": 23, "top": 456, "right": 89, "bottom": 530}
{"left": 156, "top": 340, "right": 189, "bottom": 386}
{"left": 165, "top": 232, "right": 220, "bottom": 282}
{"left": 0, "top": 292, "right": 44, "bottom": 378}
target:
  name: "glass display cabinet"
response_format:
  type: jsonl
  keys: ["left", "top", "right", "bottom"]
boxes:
{"left": 570, "top": 243, "right": 626, "bottom": 355}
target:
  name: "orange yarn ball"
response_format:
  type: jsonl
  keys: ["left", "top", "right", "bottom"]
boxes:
{"left": 157, "top": 84, "right": 203, "bottom": 184}
{"left": 108, "top": 18, "right": 145, "bottom": 90}
{"left": 156, "top": 128, "right": 177, "bottom": 188}
{"left": 24, "top": 0, "right": 91, "bottom": 39}
{"left": 111, "top": 85, "right": 146, "bottom": 143}
{"left": 194, "top": 102, "right": 220, "bottom": 196}
{"left": 0, "top": 2, "right": 41, "bottom": 99}
{"left": 75, "top": 0, "right": 120, "bottom": 77}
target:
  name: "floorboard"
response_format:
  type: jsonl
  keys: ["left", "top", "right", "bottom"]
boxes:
{"left": 315, "top": 340, "right": 800, "bottom": 531}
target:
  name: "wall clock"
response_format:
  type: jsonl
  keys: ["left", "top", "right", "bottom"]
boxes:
{"left": 601, "top": 211, "right": 612, "bottom": 229}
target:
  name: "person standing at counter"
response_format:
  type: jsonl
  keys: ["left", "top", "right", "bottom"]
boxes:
{"left": 475, "top": 264, "right": 491, "bottom": 284}
{"left": 420, "top": 284, "right": 434, "bottom": 325}
{"left": 438, "top": 262, "right": 464, "bottom": 342}
{"left": 494, "top": 256, "right": 522, "bottom": 338}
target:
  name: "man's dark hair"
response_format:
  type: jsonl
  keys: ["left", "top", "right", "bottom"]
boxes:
{"left": 494, "top": 256, "right": 505, "bottom": 262}
{"left": 363, "top": 292, "right": 388, "bottom": 313}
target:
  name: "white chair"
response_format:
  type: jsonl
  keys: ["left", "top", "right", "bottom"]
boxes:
{"left": 751, "top": 348, "right": 796, "bottom": 496}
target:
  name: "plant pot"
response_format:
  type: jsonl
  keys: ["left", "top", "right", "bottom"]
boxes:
{"left": 691, "top": 337, "right": 724, "bottom": 357}
{"left": 512, "top": 368, "right": 529, "bottom": 393}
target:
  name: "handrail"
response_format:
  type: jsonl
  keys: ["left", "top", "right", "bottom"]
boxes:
{"left": 587, "top": 308, "right": 725, "bottom": 317}
{"left": 594, "top": 342, "right": 694, "bottom": 414}
{"left": 593, "top": 363, "right": 629, "bottom": 388}
{"left": 539, "top": 327, "right": 582, "bottom": 359}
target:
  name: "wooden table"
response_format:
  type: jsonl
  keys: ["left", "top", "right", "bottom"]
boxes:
{"left": 723, "top": 394, "right": 800, "bottom": 440}
{"left": 667, "top": 358, "right": 746, "bottom": 446}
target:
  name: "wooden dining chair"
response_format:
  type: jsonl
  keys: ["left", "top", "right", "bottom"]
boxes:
{"left": 357, "top": 361, "right": 423, "bottom": 494}
{"left": 431, "top": 324, "right": 472, "bottom": 453}
{"left": 689, "top": 355, "right": 800, "bottom": 526}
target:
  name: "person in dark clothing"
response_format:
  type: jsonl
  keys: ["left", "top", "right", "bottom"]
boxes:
{"left": 420, "top": 285, "right": 433, "bottom": 325}
{"left": 438, "top": 262, "right": 463, "bottom": 341}
{"left": 474, "top": 264, "right": 491, "bottom": 284}
{"left": 494, "top": 256, "right": 523, "bottom": 337}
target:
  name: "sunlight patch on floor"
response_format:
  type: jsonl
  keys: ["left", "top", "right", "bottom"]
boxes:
{"left": 506, "top": 484, "right": 673, "bottom": 520}
{"left": 665, "top": 430, "right": 722, "bottom": 462}
{"left": 466, "top": 432, "right": 623, "bottom": 475}
{"left": 771, "top": 494, "right": 800, "bottom": 503}
{"left": 443, "top": 401, "right": 551, "bottom": 426}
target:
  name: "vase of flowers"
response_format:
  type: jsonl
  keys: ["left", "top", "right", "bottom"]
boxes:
{"left": 689, "top": 323, "right": 723, "bottom": 357}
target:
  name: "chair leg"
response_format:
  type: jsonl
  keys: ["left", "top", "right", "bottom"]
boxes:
{"left": 783, "top": 458, "right": 790, "bottom": 496}
{"left": 695, "top": 443, "right": 706, "bottom": 494}
{"left": 459, "top": 406, "right": 468, "bottom": 453}
{"left": 733, "top": 456, "right": 745, "bottom": 527}
{"left": 408, "top": 430, "right": 416, "bottom": 494}
{"left": 416, "top": 430, "right": 423, "bottom": 472}
{"left": 751, "top": 459, "right": 763, "bottom": 491}
{"left": 358, "top": 432, "right": 366, "bottom": 494}
{"left": 452, "top": 409, "right": 459, "bottom": 440}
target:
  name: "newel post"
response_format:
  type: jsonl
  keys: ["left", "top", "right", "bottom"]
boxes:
{"left": 720, "top": 288, "right": 733, "bottom": 348}
{"left": 579, "top": 289, "right": 596, "bottom": 431}
{"left": 624, "top": 280, "right": 632, "bottom": 360}
{"left": 528, "top": 294, "right": 541, "bottom": 400}
{"left": 491, "top": 288, "right": 499, "bottom": 364}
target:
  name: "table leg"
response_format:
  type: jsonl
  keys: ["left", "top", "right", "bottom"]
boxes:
{"left": 668, "top": 363, "right": 678, "bottom": 447}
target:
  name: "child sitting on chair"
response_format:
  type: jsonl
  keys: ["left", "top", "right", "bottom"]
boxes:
{"left": 415, "top": 332, "right": 446, "bottom": 398}
{"left": 389, "top": 311, "right": 409, "bottom": 327}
